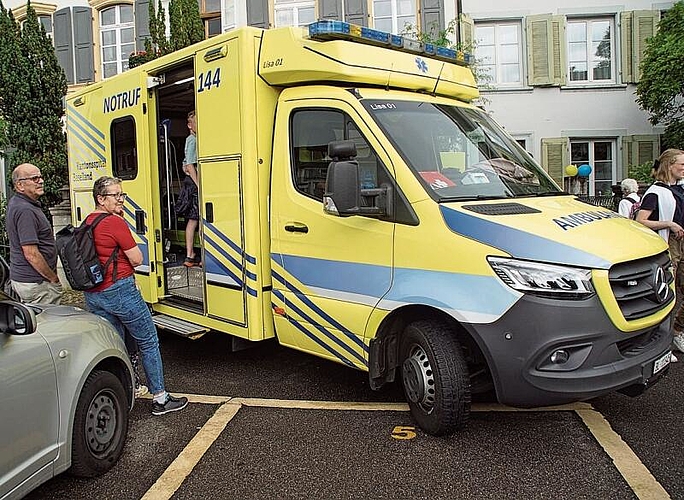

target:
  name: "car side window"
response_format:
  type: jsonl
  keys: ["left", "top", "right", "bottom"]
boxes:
{"left": 289, "top": 108, "right": 417, "bottom": 225}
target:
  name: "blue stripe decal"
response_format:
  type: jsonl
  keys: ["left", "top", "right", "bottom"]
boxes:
{"left": 204, "top": 232, "right": 257, "bottom": 281}
{"left": 67, "top": 127, "right": 106, "bottom": 162}
{"left": 440, "top": 206, "right": 611, "bottom": 269}
{"left": 67, "top": 115, "right": 106, "bottom": 151}
{"left": 275, "top": 254, "right": 391, "bottom": 297}
{"left": 272, "top": 291, "right": 356, "bottom": 367}
{"left": 272, "top": 289, "right": 365, "bottom": 365}
{"left": 204, "top": 221, "right": 256, "bottom": 265}
{"left": 68, "top": 105, "right": 105, "bottom": 140}
{"left": 385, "top": 268, "right": 518, "bottom": 316}
{"left": 204, "top": 237, "right": 258, "bottom": 296}
{"left": 205, "top": 250, "right": 243, "bottom": 286}
{"left": 122, "top": 203, "right": 148, "bottom": 246}
{"left": 272, "top": 269, "right": 367, "bottom": 351}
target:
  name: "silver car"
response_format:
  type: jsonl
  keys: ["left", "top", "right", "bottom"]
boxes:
{"left": 0, "top": 267, "right": 134, "bottom": 499}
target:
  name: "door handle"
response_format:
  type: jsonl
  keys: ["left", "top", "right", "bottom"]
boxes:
{"left": 284, "top": 224, "right": 309, "bottom": 234}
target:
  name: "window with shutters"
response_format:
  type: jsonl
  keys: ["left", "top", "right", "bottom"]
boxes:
{"left": 475, "top": 22, "right": 522, "bottom": 88}
{"left": 274, "top": 0, "right": 315, "bottom": 27}
{"left": 100, "top": 5, "right": 134, "bottom": 79}
{"left": 571, "top": 139, "right": 616, "bottom": 196}
{"left": 567, "top": 18, "right": 615, "bottom": 84}
{"left": 373, "top": 0, "right": 415, "bottom": 34}
{"left": 200, "top": 0, "right": 221, "bottom": 37}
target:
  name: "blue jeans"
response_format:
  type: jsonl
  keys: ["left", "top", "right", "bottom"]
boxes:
{"left": 84, "top": 276, "right": 165, "bottom": 394}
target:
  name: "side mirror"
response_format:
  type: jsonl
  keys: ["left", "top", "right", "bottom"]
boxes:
{"left": 324, "top": 160, "right": 361, "bottom": 216}
{"left": 0, "top": 300, "right": 37, "bottom": 336}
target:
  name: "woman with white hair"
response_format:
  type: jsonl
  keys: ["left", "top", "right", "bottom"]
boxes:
{"left": 617, "top": 178, "right": 641, "bottom": 218}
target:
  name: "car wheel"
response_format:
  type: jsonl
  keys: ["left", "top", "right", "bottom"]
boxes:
{"left": 400, "top": 320, "right": 471, "bottom": 436}
{"left": 70, "top": 370, "right": 129, "bottom": 477}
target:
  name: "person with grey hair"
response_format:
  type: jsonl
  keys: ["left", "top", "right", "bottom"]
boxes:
{"left": 618, "top": 178, "right": 641, "bottom": 218}
{"left": 83, "top": 176, "right": 188, "bottom": 415}
{"left": 6, "top": 163, "right": 63, "bottom": 304}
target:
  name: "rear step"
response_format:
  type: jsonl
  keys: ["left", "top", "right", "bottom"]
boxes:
{"left": 152, "top": 314, "right": 209, "bottom": 340}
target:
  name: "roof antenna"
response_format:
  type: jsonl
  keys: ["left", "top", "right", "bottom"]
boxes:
{"left": 432, "top": 62, "right": 445, "bottom": 95}
{"left": 386, "top": 63, "right": 393, "bottom": 91}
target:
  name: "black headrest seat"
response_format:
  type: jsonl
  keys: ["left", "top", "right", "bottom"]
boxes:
{"left": 328, "top": 141, "right": 357, "bottom": 161}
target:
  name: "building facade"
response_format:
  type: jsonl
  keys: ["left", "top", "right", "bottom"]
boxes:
{"left": 3, "top": 0, "right": 669, "bottom": 195}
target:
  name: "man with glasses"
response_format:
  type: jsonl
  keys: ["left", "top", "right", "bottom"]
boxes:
{"left": 6, "top": 163, "right": 63, "bottom": 304}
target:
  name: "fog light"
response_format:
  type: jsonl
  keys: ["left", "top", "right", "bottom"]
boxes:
{"left": 550, "top": 350, "right": 569, "bottom": 364}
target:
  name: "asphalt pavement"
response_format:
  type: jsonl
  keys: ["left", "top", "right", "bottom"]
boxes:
{"left": 26, "top": 329, "right": 683, "bottom": 500}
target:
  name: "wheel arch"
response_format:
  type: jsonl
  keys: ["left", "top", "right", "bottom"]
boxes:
{"left": 368, "top": 304, "right": 492, "bottom": 393}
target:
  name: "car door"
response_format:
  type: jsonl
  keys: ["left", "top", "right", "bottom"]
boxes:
{"left": 270, "top": 99, "right": 395, "bottom": 369}
{"left": 0, "top": 328, "right": 59, "bottom": 497}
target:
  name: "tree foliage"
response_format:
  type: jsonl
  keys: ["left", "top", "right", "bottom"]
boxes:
{"left": 0, "top": 0, "right": 68, "bottom": 207}
{"left": 168, "top": 0, "right": 204, "bottom": 51}
{"left": 636, "top": 1, "right": 684, "bottom": 149}
{"left": 131, "top": 0, "right": 204, "bottom": 67}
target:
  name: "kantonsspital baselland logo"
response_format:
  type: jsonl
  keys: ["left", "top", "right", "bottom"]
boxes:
{"left": 652, "top": 266, "right": 669, "bottom": 303}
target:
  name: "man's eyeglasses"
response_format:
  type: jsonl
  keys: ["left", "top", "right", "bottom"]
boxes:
{"left": 102, "top": 192, "right": 127, "bottom": 201}
{"left": 18, "top": 175, "right": 43, "bottom": 183}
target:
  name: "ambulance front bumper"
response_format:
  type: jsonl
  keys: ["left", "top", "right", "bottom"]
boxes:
{"left": 465, "top": 294, "right": 673, "bottom": 407}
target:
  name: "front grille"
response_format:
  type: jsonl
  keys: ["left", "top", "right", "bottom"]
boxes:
{"left": 609, "top": 251, "right": 674, "bottom": 321}
{"left": 616, "top": 327, "right": 665, "bottom": 357}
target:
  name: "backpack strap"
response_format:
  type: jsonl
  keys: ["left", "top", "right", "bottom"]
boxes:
{"left": 89, "top": 213, "right": 119, "bottom": 282}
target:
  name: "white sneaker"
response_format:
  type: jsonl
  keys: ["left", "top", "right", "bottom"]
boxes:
{"left": 135, "top": 384, "right": 149, "bottom": 398}
{"left": 672, "top": 334, "right": 684, "bottom": 353}
{"left": 671, "top": 353, "right": 679, "bottom": 363}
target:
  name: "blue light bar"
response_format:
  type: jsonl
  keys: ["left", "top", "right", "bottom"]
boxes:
{"left": 307, "top": 20, "right": 472, "bottom": 67}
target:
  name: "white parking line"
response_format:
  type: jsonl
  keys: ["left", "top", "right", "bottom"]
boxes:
{"left": 576, "top": 408, "right": 671, "bottom": 500}
{"left": 140, "top": 402, "right": 241, "bottom": 500}
{"left": 143, "top": 395, "right": 670, "bottom": 500}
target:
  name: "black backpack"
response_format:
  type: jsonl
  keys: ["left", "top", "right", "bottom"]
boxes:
{"left": 55, "top": 213, "right": 118, "bottom": 291}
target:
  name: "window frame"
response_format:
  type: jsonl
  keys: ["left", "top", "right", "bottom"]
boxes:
{"left": 111, "top": 116, "right": 138, "bottom": 180}
{"left": 569, "top": 138, "right": 616, "bottom": 196}
{"left": 372, "top": 0, "right": 417, "bottom": 35}
{"left": 566, "top": 17, "right": 616, "bottom": 85}
{"left": 274, "top": 0, "right": 315, "bottom": 28}
{"left": 200, "top": 0, "right": 221, "bottom": 37}
{"left": 99, "top": 4, "right": 134, "bottom": 79}
{"left": 474, "top": 20, "right": 524, "bottom": 88}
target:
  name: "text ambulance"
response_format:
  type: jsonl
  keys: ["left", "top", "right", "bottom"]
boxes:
{"left": 66, "top": 21, "right": 674, "bottom": 435}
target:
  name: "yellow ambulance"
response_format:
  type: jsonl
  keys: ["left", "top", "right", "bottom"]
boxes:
{"left": 66, "top": 21, "right": 674, "bottom": 435}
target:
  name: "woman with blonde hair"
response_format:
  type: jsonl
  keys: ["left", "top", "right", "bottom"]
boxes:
{"left": 636, "top": 148, "right": 684, "bottom": 359}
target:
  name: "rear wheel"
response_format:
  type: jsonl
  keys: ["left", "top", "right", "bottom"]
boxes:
{"left": 70, "top": 370, "right": 129, "bottom": 477}
{"left": 400, "top": 320, "right": 471, "bottom": 436}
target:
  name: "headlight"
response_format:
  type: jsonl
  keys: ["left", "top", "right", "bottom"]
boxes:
{"left": 488, "top": 257, "right": 595, "bottom": 299}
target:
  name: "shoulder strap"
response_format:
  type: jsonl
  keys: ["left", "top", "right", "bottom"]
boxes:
{"left": 89, "top": 212, "right": 119, "bottom": 280}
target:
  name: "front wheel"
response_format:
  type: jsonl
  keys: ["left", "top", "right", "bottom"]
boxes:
{"left": 70, "top": 370, "right": 129, "bottom": 477}
{"left": 400, "top": 320, "right": 471, "bottom": 436}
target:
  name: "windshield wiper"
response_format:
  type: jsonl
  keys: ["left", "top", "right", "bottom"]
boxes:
{"left": 438, "top": 194, "right": 513, "bottom": 202}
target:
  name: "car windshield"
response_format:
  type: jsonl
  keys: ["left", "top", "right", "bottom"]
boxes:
{"left": 362, "top": 99, "right": 561, "bottom": 201}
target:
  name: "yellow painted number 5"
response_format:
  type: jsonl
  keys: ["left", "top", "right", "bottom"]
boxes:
{"left": 391, "top": 426, "right": 416, "bottom": 440}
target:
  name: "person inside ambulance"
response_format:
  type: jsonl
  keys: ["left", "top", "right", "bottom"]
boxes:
{"left": 175, "top": 110, "right": 200, "bottom": 267}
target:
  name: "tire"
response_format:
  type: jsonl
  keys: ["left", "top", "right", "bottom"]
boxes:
{"left": 400, "top": 320, "right": 471, "bottom": 436}
{"left": 69, "top": 370, "right": 129, "bottom": 477}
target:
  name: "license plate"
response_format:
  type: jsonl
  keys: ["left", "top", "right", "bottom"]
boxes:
{"left": 653, "top": 351, "right": 672, "bottom": 376}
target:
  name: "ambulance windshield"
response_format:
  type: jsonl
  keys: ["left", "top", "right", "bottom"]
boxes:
{"left": 363, "top": 100, "right": 561, "bottom": 201}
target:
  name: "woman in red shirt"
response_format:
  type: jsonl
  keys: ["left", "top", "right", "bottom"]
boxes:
{"left": 84, "top": 176, "right": 187, "bottom": 415}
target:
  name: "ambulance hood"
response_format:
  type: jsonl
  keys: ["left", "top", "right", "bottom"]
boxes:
{"left": 439, "top": 195, "right": 667, "bottom": 270}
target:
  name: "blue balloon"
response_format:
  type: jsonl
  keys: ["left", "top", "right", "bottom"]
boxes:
{"left": 578, "top": 164, "right": 592, "bottom": 177}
